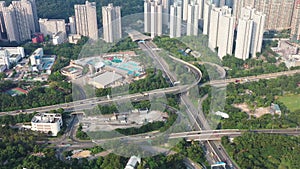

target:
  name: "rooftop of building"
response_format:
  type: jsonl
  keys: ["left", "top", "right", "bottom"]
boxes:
{"left": 125, "top": 156, "right": 141, "bottom": 169}
{"left": 91, "top": 71, "right": 123, "bottom": 86}
{"left": 10, "top": 54, "right": 20, "bottom": 58}
{"left": 39, "top": 18, "right": 65, "bottom": 22}
{"left": 61, "top": 65, "right": 83, "bottom": 74}
{"left": 32, "top": 48, "right": 43, "bottom": 55}
{"left": 0, "top": 47, "right": 24, "bottom": 51}
{"left": 32, "top": 113, "right": 62, "bottom": 123}
{"left": 53, "top": 31, "right": 65, "bottom": 37}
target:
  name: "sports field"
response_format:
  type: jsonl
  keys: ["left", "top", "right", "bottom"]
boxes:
{"left": 5, "top": 88, "right": 28, "bottom": 96}
{"left": 278, "top": 94, "right": 300, "bottom": 112}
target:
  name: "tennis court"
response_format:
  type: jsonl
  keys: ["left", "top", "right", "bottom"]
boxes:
{"left": 5, "top": 88, "right": 28, "bottom": 96}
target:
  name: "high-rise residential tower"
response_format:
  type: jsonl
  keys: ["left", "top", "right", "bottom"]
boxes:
{"left": 208, "top": 6, "right": 234, "bottom": 58}
{"left": 291, "top": 0, "right": 300, "bottom": 42}
{"left": 161, "top": 0, "right": 169, "bottom": 23}
{"left": 0, "top": 1, "right": 6, "bottom": 39}
{"left": 233, "top": 0, "right": 294, "bottom": 31}
{"left": 151, "top": 1, "right": 163, "bottom": 38}
{"left": 235, "top": 17, "right": 253, "bottom": 60}
{"left": 203, "top": 1, "right": 213, "bottom": 35}
{"left": 2, "top": 6, "right": 21, "bottom": 42}
{"left": 186, "top": 1, "right": 199, "bottom": 36}
{"left": 12, "top": 0, "right": 36, "bottom": 33}
{"left": 102, "top": 3, "right": 122, "bottom": 43}
{"left": 28, "top": 0, "right": 39, "bottom": 32}
{"left": 208, "top": 6, "right": 221, "bottom": 50}
{"left": 8, "top": 4, "right": 31, "bottom": 42}
{"left": 183, "top": 0, "right": 189, "bottom": 21}
{"left": 144, "top": 0, "right": 151, "bottom": 33}
{"left": 239, "top": 7, "right": 265, "bottom": 58}
{"left": 74, "top": 1, "right": 98, "bottom": 40}
{"left": 197, "top": 0, "right": 204, "bottom": 19}
{"left": 144, "top": 0, "right": 163, "bottom": 38}
{"left": 217, "top": 8, "right": 235, "bottom": 59}
{"left": 0, "top": 0, "right": 38, "bottom": 42}
{"left": 170, "top": 3, "right": 182, "bottom": 38}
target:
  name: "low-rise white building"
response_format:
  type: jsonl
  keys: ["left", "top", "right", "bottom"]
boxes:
{"left": 31, "top": 113, "right": 63, "bottom": 136}
{"left": 0, "top": 47, "right": 25, "bottom": 69}
{"left": 283, "top": 54, "right": 300, "bottom": 68}
{"left": 88, "top": 71, "right": 123, "bottom": 88}
{"left": 53, "top": 31, "right": 66, "bottom": 45}
{"left": 29, "top": 48, "right": 56, "bottom": 75}
{"left": 125, "top": 156, "right": 141, "bottom": 169}
{"left": 68, "top": 34, "right": 82, "bottom": 44}
{"left": 61, "top": 62, "right": 83, "bottom": 79}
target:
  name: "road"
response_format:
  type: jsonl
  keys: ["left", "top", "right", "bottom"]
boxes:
{"left": 139, "top": 41, "right": 177, "bottom": 83}
{"left": 0, "top": 85, "right": 187, "bottom": 116}
{"left": 209, "top": 69, "right": 300, "bottom": 86}
{"left": 49, "top": 128, "right": 300, "bottom": 150}
{"left": 2, "top": 67, "right": 300, "bottom": 117}
{"left": 2, "top": 68, "right": 299, "bottom": 117}
{"left": 143, "top": 41, "right": 234, "bottom": 168}
{"left": 4, "top": 40, "right": 300, "bottom": 167}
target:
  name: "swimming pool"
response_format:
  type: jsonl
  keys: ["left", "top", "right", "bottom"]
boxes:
{"left": 41, "top": 58, "right": 55, "bottom": 70}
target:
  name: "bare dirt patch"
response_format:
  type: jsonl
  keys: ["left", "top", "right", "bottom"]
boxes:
{"left": 233, "top": 103, "right": 271, "bottom": 118}
{"left": 72, "top": 150, "right": 91, "bottom": 158}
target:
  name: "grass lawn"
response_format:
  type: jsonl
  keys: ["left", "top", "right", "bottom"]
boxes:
{"left": 278, "top": 94, "right": 300, "bottom": 112}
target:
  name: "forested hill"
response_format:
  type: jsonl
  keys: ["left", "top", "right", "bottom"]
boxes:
{"left": 4, "top": 0, "right": 143, "bottom": 26}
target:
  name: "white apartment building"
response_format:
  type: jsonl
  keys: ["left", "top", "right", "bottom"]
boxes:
{"left": 31, "top": 113, "right": 63, "bottom": 136}
{"left": 12, "top": 0, "right": 36, "bottom": 33}
{"left": 3, "top": 4, "right": 31, "bottom": 42}
{"left": 233, "top": 0, "right": 294, "bottom": 31}
{"left": 197, "top": 0, "right": 204, "bottom": 19}
{"left": 151, "top": 1, "right": 163, "bottom": 38}
{"left": 102, "top": 3, "right": 122, "bottom": 43}
{"left": 217, "top": 12, "right": 235, "bottom": 59}
{"left": 2, "top": 6, "right": 20, "bottom": 42}
{"left": 207, "top": 5, "right": 235, "bottom": 59}
{"left": 0, "top": 1, "right": 7, "bottom": 39}
{"left": 235, "top": 17, "right": 253, "bottom": 60}
{"left": 161, "top": 0, "right": 169, "bottom": 23}
{"left": 203, "top": 1, "right": 213, "bottom": 35}
{"left": 183, "top": 0, "right": 189, "bottom": 21}
{"left": 39, "top": 18, "right": 66, "bottom": 37}
{"left": 0, "top": 0, "right": 38, "bottom": 42}
{"left": 170, "top": 3, "right": 182, "bottom": 38}
{"left": 186, "top": 2, "right": 199, "bottom": 36}
{"left": 236, "top": 7, "right": 265, "bottom": 58}
{"left": 74, "top": 1, "right": 98, "bottom": 40}
{"left": 208, "top": 6, "right": 221, "bottom": 50}
{"left": 244, "top": 8, "right": 265, "bottom": 57}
